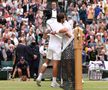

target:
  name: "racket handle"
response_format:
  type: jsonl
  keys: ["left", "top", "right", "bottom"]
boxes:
{"left": 47, "top": 34, "right": 62, "bottom": 39}
{"left": 55, "top": 34, "right": 62, "bottom": 39}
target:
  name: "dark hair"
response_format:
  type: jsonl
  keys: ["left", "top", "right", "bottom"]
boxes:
{"left": 51, "top": 0, "right": 57, "bottom": 3}
{"left": 106, "top": 39, "right": 108, "bottom": 42}
{"left": 57, "top": 13, "right": 64, "bottom": 22}
{"left": 97, "top": 56, "right": 100, "bottom": 60}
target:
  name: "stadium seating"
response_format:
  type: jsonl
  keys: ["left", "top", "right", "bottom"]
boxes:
{"left": 0, "top": 61, "right": 13, "bottom": 80}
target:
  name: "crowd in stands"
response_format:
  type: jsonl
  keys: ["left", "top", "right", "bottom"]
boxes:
{"left": 66, "top": 0, "right": 108, "bottom": 64}
{"left": 0, "top": 0, "right": 108, "bottom": 78}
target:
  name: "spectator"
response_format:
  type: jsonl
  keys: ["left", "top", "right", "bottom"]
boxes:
{"left": 6, "top": 44, "right": 15, "bottom": 61}
{"left": 16, "top": 4, "right": 24, "bottom": 16}
{"left": 48, "top": 1, "right": 61, "bottom": 18}
{"left": 94, "top": 5, "right": 102, "bottom": 19}
{"left": 87, "top": 5, "right": 94, "bottom": 24}
{"left": 28, "top": 8, "right": 35, "bottom": 23}
{"left": 26, "top": 28, "right": 35, "bottom": 45}
{"left": 10, "top": 33, "right": 19, "bottom": 46}
{"left": 79, "top": 3, "right": 87, "bottom": 24}
{"left": 71, "top": 7, "right": 80, "bottom": 23}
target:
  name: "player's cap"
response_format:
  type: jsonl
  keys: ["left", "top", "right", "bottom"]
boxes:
{"left": 20, "top": 56, "right": 25, "bottom": 61}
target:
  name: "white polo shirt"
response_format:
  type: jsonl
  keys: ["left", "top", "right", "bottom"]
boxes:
{"left": 47, "top": 19, "right": 64, "bottom": 54}
{"left": 62, "top": 20, "right": 74, "bottom": 52}
{"left": 63, "top": 21, "right": 74, "bottom": 45}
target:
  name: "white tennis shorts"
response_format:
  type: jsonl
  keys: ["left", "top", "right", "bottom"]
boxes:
{"left": 46, "top": 49, "right": 61, "bottom": 60}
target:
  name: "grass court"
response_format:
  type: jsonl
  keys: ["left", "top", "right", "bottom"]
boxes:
{"left": 0, "top": 78, "right": 108, "bottom": 90}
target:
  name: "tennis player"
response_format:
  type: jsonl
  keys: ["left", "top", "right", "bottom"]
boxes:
{"left": 36, "top": 13, "right": 70, "bottom": 87}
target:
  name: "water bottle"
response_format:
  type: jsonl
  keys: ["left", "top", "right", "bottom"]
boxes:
{"left": 34, "top": 73, "right": 37, "bottom": 81}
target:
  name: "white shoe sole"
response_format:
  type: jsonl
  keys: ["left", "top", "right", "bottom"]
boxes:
{"left": 51, "top": 83, "right": 60, "bottom": 88}
{"left": 36, "top": 80, "right": 41, "bottom": 87}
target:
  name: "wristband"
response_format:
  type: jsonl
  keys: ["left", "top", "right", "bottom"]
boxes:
{"left": 56, "top": 30, "right": 59, "bottom": 34}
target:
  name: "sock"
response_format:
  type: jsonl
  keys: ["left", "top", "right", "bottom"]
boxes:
{"left": 52, "top": 77, "right": 57, "bottom": 83}
{"left": 61, "top": 78, "right": 63, "bottom": 85}
{"left": 37, "top": 73, "right": 43, "bottom": 81}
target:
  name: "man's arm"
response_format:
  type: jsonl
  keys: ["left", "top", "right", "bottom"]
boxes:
{"left": 13, "top": 54, "right": 16, "bottom": 65}
{"left": 12, "top": 67, "right": 17, "bottom": 79}
{"left": 27, "top": 66, "right": 30, "bottom": 79}
{"left": 58, "top": 28, "right": 68, "bottom": 33}
{"left": 53, "top": 28, "right": 72, "bottom": 38}
{"left": 65, "top": 31, "right": 72, "bottom": 38}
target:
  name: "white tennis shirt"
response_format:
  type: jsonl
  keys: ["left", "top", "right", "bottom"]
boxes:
{"left": 46, "top": 18, "right": 64, "bottom": 54}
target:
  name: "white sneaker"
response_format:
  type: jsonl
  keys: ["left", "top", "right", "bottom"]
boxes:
{"left": 51, "top": 82, "right": 60, "bottom": 88}
{"left": 18, "top": 78, "right": 21, "bottom": 81}
{"left": 36, "top": 79, "right": 41, "bottom": 87}
{"left": 82, "top": 79, "right": 84, "bottom": 84}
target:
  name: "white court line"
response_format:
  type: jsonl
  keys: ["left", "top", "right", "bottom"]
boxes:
{"left": 0, "top": 87, "right": 48, "bottom": 88}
